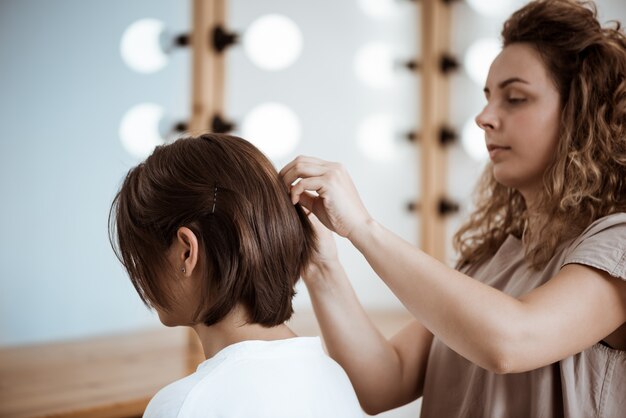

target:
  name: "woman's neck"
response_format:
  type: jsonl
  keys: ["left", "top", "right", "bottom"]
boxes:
{"left": 518, "top": 186, "right": 542, "bottom": 242}
{"left": 191, "top": 305, "right": 297, "bottom": 359}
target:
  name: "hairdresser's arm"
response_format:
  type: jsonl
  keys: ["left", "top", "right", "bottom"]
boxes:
{"left": 281, "top": 157, "right": 626, "bottom": 374}
{"left": 303, "top": 216, "right": 432, "bottom": 414}
{"left": 306, "top": 262, "right": 432, "bottom": 414}
{"left": 348, "top": 219, "right": 626, "bottom": 373}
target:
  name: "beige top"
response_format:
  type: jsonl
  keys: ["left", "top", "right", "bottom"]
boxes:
{"left": 421, "top": 213, "right": 626, "bottom": 418}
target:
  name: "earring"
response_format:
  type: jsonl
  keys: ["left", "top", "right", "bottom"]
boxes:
{"left": 181, "top": 267, "right": 186, "bottom": 274}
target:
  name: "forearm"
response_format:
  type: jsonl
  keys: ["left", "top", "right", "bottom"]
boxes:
{"left": 304, "top": 262, "right": 423, "bottom": 413}
{"left": 349, "top": 219, "right": 524, "bottom": 373}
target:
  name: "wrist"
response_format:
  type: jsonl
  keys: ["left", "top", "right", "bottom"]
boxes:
{"left": 346, "top": 217, "right": 379, "bottom": 245}
{"left": 305, "top": 257, "right": 343, "bottom": 278}
{"left": 302, "top": 259, "right": 347, "bottom": 290}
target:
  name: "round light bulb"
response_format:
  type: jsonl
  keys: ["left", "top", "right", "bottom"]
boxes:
{"left": 466, "top": 0, "right": 524, "bottom": 17}
{"left": 242, "top": 102, "right": 301, "bottom": 160}
{"left": 120, "top": 18, "right": 168, "bottom": 74}
{"left": 243, "top": 14, "right": 303, "bottom": 71}
{"left": 461, "top": 117, "right": 488, "bottom": 161}
{"left": 464, "top": 38, "right": 501, "bottom": 86}
{"left": 119, "top": 103, "right": 166, "bottom": 159}
{"left": 357, "top": 0, "right": 398, "bottom": 19}
{"left": 354, "top": 42, "right": 395, "bottom": 89}
{"left": 357, "top": 114, "right": 396, "bottom": 162}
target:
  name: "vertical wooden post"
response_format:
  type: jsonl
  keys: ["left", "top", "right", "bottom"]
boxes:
{"left": 419, "top": 0, "right": 451, "bottom": 261}
{"left": 189, "top": 0, "right": 227, "bottom": 133}
{"left": 187, "top": 0, "right": 227, "bottom": 369}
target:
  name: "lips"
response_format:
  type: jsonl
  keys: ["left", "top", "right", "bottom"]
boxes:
{"left": 487, "top": 144, "right": 511, "bottom": 160}
{"left": 486, "top": 144, "right": 511, "bottom": 152}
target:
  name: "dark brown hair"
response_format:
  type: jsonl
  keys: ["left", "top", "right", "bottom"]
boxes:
{"left": 109, "top": 133, "right": 317, "bottom": 326}
{"left": 454, "top": 0, "right": 626, "bottom": 270}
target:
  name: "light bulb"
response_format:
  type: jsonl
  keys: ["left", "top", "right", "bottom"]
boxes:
{"left": 120, "top": 18, "right": 168, "bottom": 74}
{"left": 357, "top": 0, "right": 398, "bottom": 19}
{"left": 464, "top": 38, "right": 501, "bottom": 86}
{"left": 119, "top": 103, "right": 166, "bottom": 159}
{"left": 243, "top": 15, "right": 303, "bottom": 71}
{"left": 357, "top": 114, "right": 397, "bottom": 162}
{"left": 242, "top": 103, "right": 301, "bottom": 159}
{"left": 466, "top": 0, "right": 524, "bottom": 18}
{"left": 354, "top": 42, "right": 395, "bottom": 89}
{"left": 461, "top": 117, "right": 488, "bottom": 161}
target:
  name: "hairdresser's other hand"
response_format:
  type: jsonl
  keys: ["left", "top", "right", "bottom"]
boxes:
{"left": 302, "top": 211, "right": 341, "bottom": 285}
{"left": 279, "top": 156, "right": 372, "bottom": 239}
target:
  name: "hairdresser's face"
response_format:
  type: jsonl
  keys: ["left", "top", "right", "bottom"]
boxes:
{"left": 476, "top": 43, "right": 561, "bottom": 204}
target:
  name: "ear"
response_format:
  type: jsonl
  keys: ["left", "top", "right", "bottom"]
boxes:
{"left": 174, "top": 227, "right": 200, "bottom": 277}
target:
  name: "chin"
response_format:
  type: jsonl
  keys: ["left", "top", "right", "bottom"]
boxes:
{"left": 492, "top": 166, "right": 522, "bottom": 189}
{"left": 492, "top": 172, "right": 515, "bottom": 189}
{"left": 493, "top": 164, "right": 544, "bottom": 195}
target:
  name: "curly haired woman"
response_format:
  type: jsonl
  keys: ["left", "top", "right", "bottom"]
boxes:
{"left": 280, "top": 1, "right": 626, "bottom": 416}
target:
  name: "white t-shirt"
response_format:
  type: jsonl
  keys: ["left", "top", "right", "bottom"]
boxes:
{"left": 143, "top": 336, "right": 364, "bottom": 418}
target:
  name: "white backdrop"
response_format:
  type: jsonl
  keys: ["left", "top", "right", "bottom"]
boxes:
{"left": 0, "top": 0, "right": 623, "bottom": 399}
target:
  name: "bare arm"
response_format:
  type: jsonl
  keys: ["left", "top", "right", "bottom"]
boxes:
{"left": 302, "top": 214, "right": 432, "bottom": 414}
{"left": 281, "top": 157, "right": 626, "bottom": 375}
{"left": 349, "top": 219, "right": 626, "bottom": 374}
{"left": 305, "top": 260, "right": 432, "bottom": 415}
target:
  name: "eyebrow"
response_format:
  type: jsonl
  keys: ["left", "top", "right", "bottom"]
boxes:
{"left": 483, "top": 77, "right": 530, "bottom": 94}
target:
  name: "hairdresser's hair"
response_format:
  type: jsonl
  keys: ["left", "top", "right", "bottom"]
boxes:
{"left": 109, "top": 133, "right": 317, "bottom": 326}
{"left": 454, "top": 0, "right": 626, "bottom": 270}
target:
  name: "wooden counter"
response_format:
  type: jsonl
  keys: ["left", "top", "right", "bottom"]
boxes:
{"left": 0, "top": 310, "right": 413, "bottom": 418}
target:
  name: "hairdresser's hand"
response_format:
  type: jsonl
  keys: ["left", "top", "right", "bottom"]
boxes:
{"left": 279, "top": 156, "right": 372, "bottom": 239}
{"left": 302, "top": 211, "right": 341, "bottom": 286}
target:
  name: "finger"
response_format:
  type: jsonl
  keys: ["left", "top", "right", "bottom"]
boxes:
{"left": 298, "top": 191, "right": 317, "bottom": 213}
{"left": 279, "top": 155, "right": 329, "bottom": 177}
{"left": 305, "top": 208, "right": 326, "bottom": 231}
{"left": 304, "top": 204, "right": 327, "bottom": 226}
{"left": 281, "top": 163, "right": 328, "bottom": 191}
{"left": 279, "top": 156, "right": 333, "bottom": 187}
{"left": 279, "top": 156, "right": 317, "bottom": 179}
{"left": 290, "top": 177, "right": 326, "bottom": 205}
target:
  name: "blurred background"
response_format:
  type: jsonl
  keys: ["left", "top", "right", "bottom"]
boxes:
{"left": 1, "top": 0, "right": 625, "bottom": 416}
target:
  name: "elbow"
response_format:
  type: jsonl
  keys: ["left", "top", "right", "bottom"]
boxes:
{"left": 486, "top": 353, "right": 514, "bottom": 375}
{"left": 484, "top": 333, "right": 529, "bottom": 375}
{"left": 358, "top": 393, "right": 414, "bottom": 416}
{"left": 481, "top": 323, "right": 522, "bottom": 375}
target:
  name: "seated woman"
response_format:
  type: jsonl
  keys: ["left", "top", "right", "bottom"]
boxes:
{"left": 108, "top": 133, "right": 363, "bottom": 418}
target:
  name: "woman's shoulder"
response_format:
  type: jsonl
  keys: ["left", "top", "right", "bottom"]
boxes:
{"left": 143, "top": 371, "right": 207, "bottom": 418}
{"left": 562, "top": 212, "right": 626, "bottom": 281}
{"left": 571, "top": 212, "right": 626, "bottom": 245}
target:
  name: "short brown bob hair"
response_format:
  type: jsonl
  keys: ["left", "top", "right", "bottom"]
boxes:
{"left": 109, "top": 133, "right": 317, "bottom": 327}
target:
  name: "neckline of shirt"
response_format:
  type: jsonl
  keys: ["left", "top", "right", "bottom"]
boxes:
{"left": 197, "top": 336, "right": 323, "bottom": 370}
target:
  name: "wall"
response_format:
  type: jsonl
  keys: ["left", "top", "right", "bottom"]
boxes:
{"left": 0, "top": 0, "right": 623, "bottom": 392}
{"left": 0, "top": 0, "right": 190, "bottom": 345}
{"left": 1, "top": 1, "right": 624, "bottom": 417}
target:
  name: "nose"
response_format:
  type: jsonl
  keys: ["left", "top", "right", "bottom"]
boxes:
{"left": 475, "top": 105, "right": 499, "bottom": 131}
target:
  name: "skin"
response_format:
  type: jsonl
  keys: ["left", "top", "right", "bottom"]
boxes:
{"left": 279, "top": 43, "right": 626, "bottom": 414}
{"left": 154, "top": 227, "right": 296, "bottom": 360}
{"left": 477, "top": 43, "right": 561, "bottom": 210}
